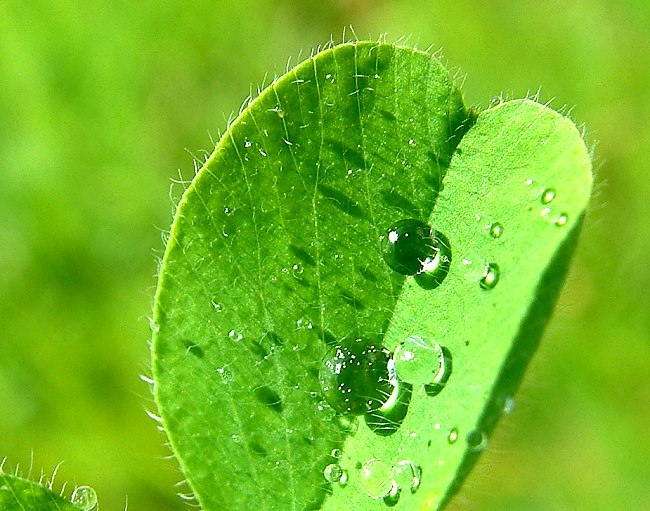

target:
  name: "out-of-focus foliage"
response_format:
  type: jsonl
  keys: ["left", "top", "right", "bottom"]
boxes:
{"left": 0, "top": 1, "right": 647, "bottom": 510}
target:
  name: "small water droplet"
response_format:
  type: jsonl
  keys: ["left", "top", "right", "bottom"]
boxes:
{"left": 231, "top": 434, "right": 241, "bottom": 443}
{"left": 224, "top": 206, "right": 234, "bottom": 216}
{"left": 488, "top": 222, "right": 504, "bottom": 239}
{"left": 360, "top": 459, "right": 394, "bottom": 500}
{"left": 541, "top": 188, "right": 556, "bottom": 204}
{"left": 447, "top": 428, "right": 459, "bottom": 444}
{"left": 467, "top": 429, "right": 488, "bottom": 452}
{"left": 323, "top": 463, "right": 345, "bottom": 483}
{"left": 228, "top": 329, "right": 243, "bottom": 342}
{"left": 391, "top": 460, "right": 422, "bottom": 494}
{"left": 319, "top": 340, "right": 393, "bottom": 415}
{"left": 479, "top": 263, "right": 500, "bottom": 290}
{"left": 489, "top": 96, "right": 503, "bottom": 106}
{"left": 244, "top": 139, "right": 252, "bottom": 148}
{"left": 331, "top": 448, "right": 342, "bottom": 459}
{"left": 555, "top": 212, "right": 568, "bottom": 226}
{"left": 70, "top": 486, "right": 98, "bottom": 511}
{"left": 259, "top": 149, "right": 267, "bottom": 157}
{"left": 408, "top": 139, "right": 416, "bottom": 146}
{"left": 392, "top": 336, "right": 444, "bottom": 386}
{"left": 211, "top": 300, "right": 223, "bottom": 312}
{"left": 291, "top": 263, "right": 304, "bottom": 276}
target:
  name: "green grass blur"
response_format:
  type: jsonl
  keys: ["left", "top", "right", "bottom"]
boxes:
{"left": 0, "top": 1, "right": 647, "bottom": 510}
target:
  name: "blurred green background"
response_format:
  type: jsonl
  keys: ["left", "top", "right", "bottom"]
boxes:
{"left": 0, "top": 1, "right": 648, "bottom": 510}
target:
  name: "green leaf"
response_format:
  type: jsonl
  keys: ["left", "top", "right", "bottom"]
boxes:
{"left": 0, "top": 473, "right": 85, "bottom": 511}
{"left": 151, "top": 41, "right": 592, "bottom": 511}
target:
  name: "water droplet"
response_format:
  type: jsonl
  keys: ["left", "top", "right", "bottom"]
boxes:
{"left": 541, "top": 188, "right": 556, "bottom": 204}
{"left": 489, "top": 96, "right": 503, "bottom": 106}
{"left": 224, "top": 206, "right": 234, "bottom": 216}
{"left": 391, "top": 460, "right": 422, "bottom": 494}
{"left": 259, "top": 149, "right": 267, "bottom": 157}
{"left": 323, "top": 463, "right": 345, "bottom": 483}
{"left": 360, "top": 459, "right": 394, "bottom": 499}
{"left": 447, "top": 428, "right": 459, "bottom": 444}
{"left": 555, "top": 212, "right": 568, "bottom": 226}
{"left": 244, "top": 139, "right": 252, "bottom": 148}
{"left": 228, "top": 329, "right": 243, "bottom": 342}
{"left": 231, "top": 434, "right": 241, "bottom": 443}
{"left": 381, "top": 219, "right": 452, "bottom": 289}
{"left": 331, "top": 448, "right": 342, "bottom": 459}
{"left": 424, "top": 345, "right": 452, "bottom": 397}
{"left": 479, "top": 263, "right": 500, "bottom": 290}
{"left": 524, "top": 178, "right": 534, "bottom": 186}
{"left": 488, "top": 222, "right": 504, "bottom": 239}
{"left": 392, "top": 336, "right": 444, "bottom": 386}
{"left": 211, "top": 300, "right": 223, "bottom": 312}
{"left": 70, "top": 486, "right": 97, "bottom": 511}
{"left": 466, "top": 429, "right": 488, "bottom": 452}
{"left": 319, "top": 340, "right": 393, "bottom": 415}
{"left": 408, "top": 139, "right": 416, "bottom": 146}
{"left": 291, "top": 263, "right": 304, "bottom": 276}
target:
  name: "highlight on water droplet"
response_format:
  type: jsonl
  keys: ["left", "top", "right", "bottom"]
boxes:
{"left": 391, "top": 460, "right": 422, "bottom": 494}
{"left": 479, "top": 263, "right": 500, "bottom": 290}
{"left": 380, "top": 219, "right": 452, "bottom": 289}
{"left": 447, "top": 427, "right": 459, "bottom": 444}
{"left": 488, "top": 222, "right": 504, "bottom": 239}
{"left": 360, "top": 458, "right": 395, "bottom": 500}
{"left": 466, "top": 429, "right": 489, "bottom": 452}
{"left": 70, "top": 485, "right": 98, "bottom": 511}
{"left": 319, "top": 340, "right": 393, "bottom": 415}
{"left": 540, "top": 187, "right": 556, "bottom": 204}
{"left": 392, "top": 336, "right": 444, "bottom": 386}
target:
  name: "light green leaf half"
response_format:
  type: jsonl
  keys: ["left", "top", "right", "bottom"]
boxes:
{"left": 0, "top": 473, "right": 84, "bottom": 511}
{"left": 151, "top": 41, "right": 591, "bottom": 511}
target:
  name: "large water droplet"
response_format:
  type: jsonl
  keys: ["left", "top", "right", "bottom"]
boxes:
{"left": 381, "top": 219, "right": 451, "bottom": 288}
{"left": 360, "top": 459, "right": 395, "bottom": 500}
{"left": 391, "top": 460, "right": 422, "bottom": 494}
{"left": 70, "top": 486, "right": 98, "bottom": 511}
{"left": 502, "top": 396, "right": 516, "bottom": 414}
{"left": 393, "top": 336, "right": 444, "bottom": 386}
{"left": 541, "top": 188, "right": 556, "bottom": 204}
{"left": 319, "top": 340, "right": 393, "bottom": 415}
{"left": 479, "top": 263, "right": 500, "bottom": 290}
